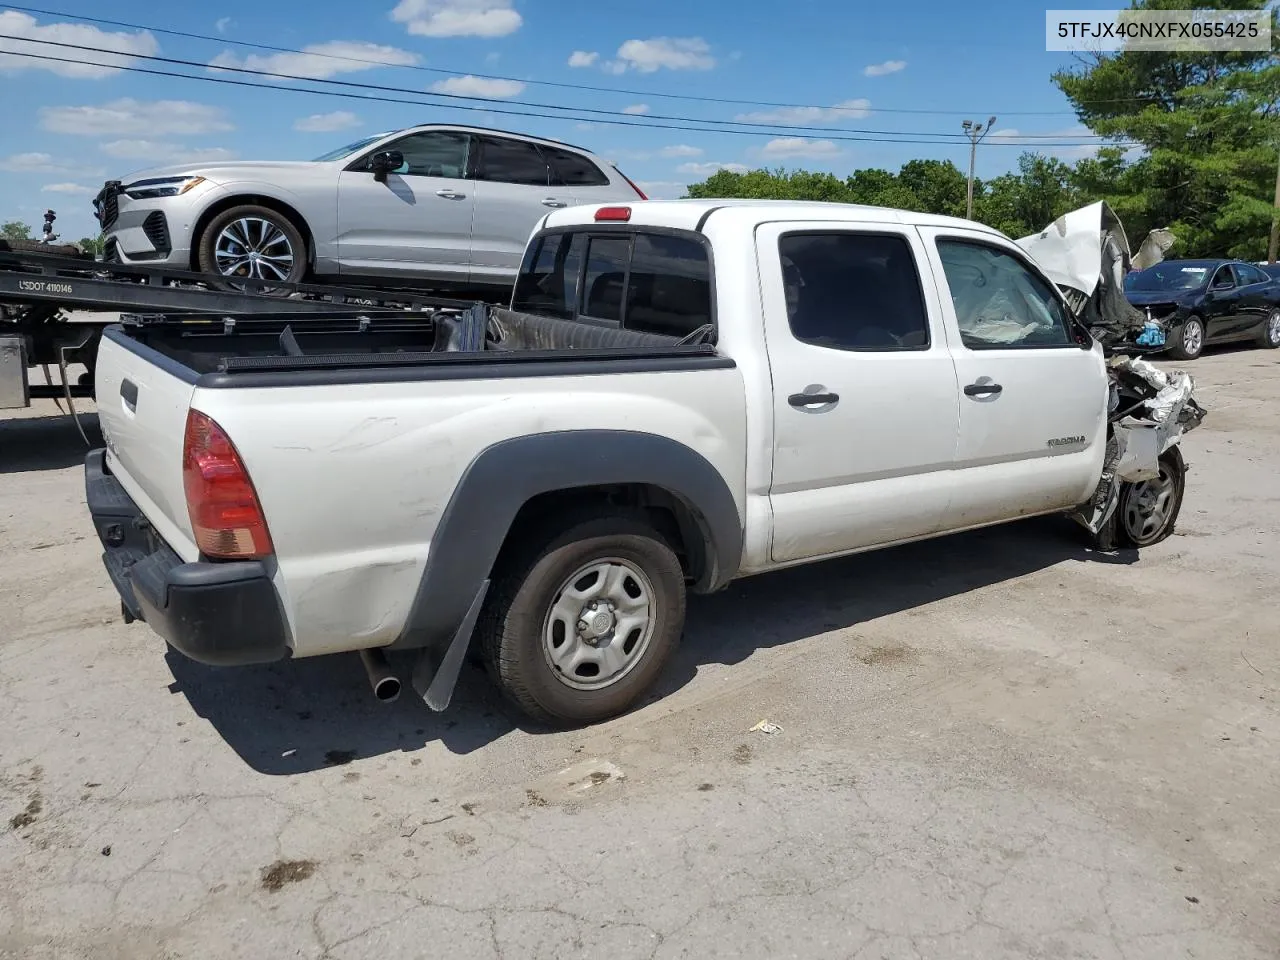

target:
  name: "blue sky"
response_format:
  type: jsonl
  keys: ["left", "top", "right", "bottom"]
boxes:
{"left": 0, "top": 0, "right": 1098, "bottom": 241}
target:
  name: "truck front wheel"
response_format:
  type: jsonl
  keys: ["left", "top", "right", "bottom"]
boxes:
{"left": 1117, "top": 446, "right": 1186, "bottom": 548}
{"left": 479, "top": 512, "right": 687, "bottom": 726}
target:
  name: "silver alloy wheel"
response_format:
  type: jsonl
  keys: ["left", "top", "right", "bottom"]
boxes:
{"left": 1182, "top": 318, "right": 1204, "bottom": 355}
{"left": 1267, "top": 309, "right": 1280, "bottom": 346}
{"left": 541, "top": 557, "right": 656, "bottom": 691}
{"left": 1122, "top": 461, "right": 1177, "bottom": 544}
{"left": 213, "top": 217, "right": 295, "bottom": 281}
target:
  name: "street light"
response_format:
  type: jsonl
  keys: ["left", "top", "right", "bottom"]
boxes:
{"left": 962, "top": 115, "right": 997, "bottom": 220}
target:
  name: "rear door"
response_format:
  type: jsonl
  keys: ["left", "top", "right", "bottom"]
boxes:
{"left": 758, "top": 222, "right": 962, "bottom": 563}
{"left": 1230, "top": 262, "right": 1273, "bottom": 337}
{"left": 470, "top": 136, "right": 576, "bottom": 285}
{"left": 1203, "top": 263, "right": 1244, "bottom": 339}
{"left": 335, "top": 129, "right": 475, "bottom": 281}
{"left": 920, "top": 227, "right": 1107, "bottom": 530}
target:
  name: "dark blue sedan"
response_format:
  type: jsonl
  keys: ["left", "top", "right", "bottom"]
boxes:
{"left": 1125, "top": 259, "right": 1280, "bottom": 360}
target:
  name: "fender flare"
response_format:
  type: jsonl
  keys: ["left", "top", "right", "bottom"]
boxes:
{"left": 392, "top": 429, "right": 743, "bottom": 651}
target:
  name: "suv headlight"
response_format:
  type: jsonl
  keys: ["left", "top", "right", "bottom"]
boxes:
{"left": 123, "top": 176, "right": 206, "bottom": 200}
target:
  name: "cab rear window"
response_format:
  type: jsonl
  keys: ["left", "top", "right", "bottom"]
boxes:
{"left": 512, "top": 229, "right": 713, "bottom": 338}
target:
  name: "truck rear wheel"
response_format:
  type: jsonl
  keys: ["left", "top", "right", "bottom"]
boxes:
{"left": 479, "top": 511, "right": 687, "bottom": 726}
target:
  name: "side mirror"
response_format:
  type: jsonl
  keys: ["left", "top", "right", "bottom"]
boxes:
{"left": 369, "top": 150, "right": 404, "bottom": 183}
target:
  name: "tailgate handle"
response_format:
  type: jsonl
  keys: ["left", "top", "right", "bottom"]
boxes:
{"left": 120, "top": 378, "right": 138, "bottom": 411}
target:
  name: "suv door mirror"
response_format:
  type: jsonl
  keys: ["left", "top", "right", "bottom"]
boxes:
{"left": 369, "top": 150, "right": 404, "bottom": 183}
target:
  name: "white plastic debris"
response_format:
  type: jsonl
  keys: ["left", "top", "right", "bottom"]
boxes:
{"left": 749, "top": 720, "right": 783, "bottom": 735}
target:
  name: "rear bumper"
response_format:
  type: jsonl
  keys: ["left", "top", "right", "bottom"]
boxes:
{"left": 85, "top": 449, "right": 290, "bottom": 666}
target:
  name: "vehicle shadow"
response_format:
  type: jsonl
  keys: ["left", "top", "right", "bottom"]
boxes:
{"left": 166, "top": 515, "right": 1133, "bottom": 774}
{"left": 0, "top": 412, "right": 100, "bottom": 474}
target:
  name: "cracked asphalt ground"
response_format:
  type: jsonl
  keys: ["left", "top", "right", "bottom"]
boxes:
{"left": 2, "top": 348, "right": 1279, "bottom": 960}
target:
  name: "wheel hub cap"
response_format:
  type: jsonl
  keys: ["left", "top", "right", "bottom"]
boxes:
{"left": 542, "top": 559, "right": 656, "bottom": 691}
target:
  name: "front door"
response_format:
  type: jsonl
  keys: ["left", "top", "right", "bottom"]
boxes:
{"left": 920, "top": 227, "right": 1108, "bottom": 530}
{"left": 335, "top": 129, "right": 476, "bottom": 281}
{"left": 470, "top": 136, "right": 577, "bottom": 286}
{"left": 1227, "top": 262, "right": 1272, "bottom": 338}
{"left": 759, "top": 223, "right": 962, "bottom": 564}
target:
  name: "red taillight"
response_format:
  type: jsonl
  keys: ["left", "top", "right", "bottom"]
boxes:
{"left": 595, "top": 206, "right": 632, "bottom": 222}
{"left": 615, "top": 168, "right": 648, "bottom": 200}
{"left": 182, "top": 409, "right": 273, "bottom": 560}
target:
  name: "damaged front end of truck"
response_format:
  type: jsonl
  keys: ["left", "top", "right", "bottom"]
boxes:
{"left": 1018, "top": 202, "right": 1207, "bottom": 548}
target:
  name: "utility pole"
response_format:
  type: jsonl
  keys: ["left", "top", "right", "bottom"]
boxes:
{"left": 962, "top": 116, "right": 996, "bottom": 220}
{"left": 1269, "top": 145, "right": 1280, "bottom": 264}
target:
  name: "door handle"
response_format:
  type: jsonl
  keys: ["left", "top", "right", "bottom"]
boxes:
{"left": 541, "top": 198, "right": 568, "bottom": 208}
{"left": 120, "top": 378, "right": 138, "bottom": 411}
{"left": 788, "top": 390, "right": 840, "bottom": 408}
{"left": 964, "top": 381, "right": 1003, "bottom": 397}
{"left": 435, "top": 189, "right": 465, "bottom": 200}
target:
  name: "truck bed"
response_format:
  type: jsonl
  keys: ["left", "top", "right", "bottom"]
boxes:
{"left": 111, "top": 306, "right": 721, "bottom": 385}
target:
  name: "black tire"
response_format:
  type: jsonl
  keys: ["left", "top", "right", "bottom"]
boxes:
{"left": 197, "top": 204, "right": 306, "bottom": 294}
{"left": 478, "top": 511, "right": 687, "bottom": 726}
{"left": 1167, "top": 314, "right": 1205, "bottom": 361}
{"left": 1117, "top": 446, "right": 1186, "bottom": 548}
{"left": 1256, "top": 308, "right": 1280, "bottom": 349}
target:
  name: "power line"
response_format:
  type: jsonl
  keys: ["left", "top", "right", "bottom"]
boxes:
{"left": 2, "top": 36, "right": 1129, "bottom": 149}
{"left": 5, "top": 4, "right": 1156, "bottom": 118}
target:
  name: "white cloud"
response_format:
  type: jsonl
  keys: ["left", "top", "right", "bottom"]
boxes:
{"left": 41, "top": 99, "right": 233, "bottom": 137}
{"left": 294, "top": 111, "right": 361, "bottom": 133}
{"left": 0, "top": 11, "right": 158, "bottom": 80}
{"left": 1, "top": 152, "right": 102, "bottom": 175}
{"left": 677, "top": 161, "right": 749, "bottom": 175}
{"left": 622, "top": 104, "right": 650, "bottom": 115}
{"left": 100, "top": 140, "right": 237, "bottom": 164}
{"left": 215, "top": 17, "right": 233, "bottom": 34}
{"left": 635, "top": 180, "right": 686, "bottom": 199}
{"left": 568, "top": 50, "right": 598, "bottom": 68}
{"left": 42, "top": 182, "right": 95, "bottom": 195}
{"left": 485, "top": 51, "right": 501, "bottom": 63}
{"left": 210, "top": 41, "right": 419, "bottom": 80}
{"left": 661, "top": 144, "right": 703, "bottom": 157}
{"left": 390, "top": 0, "right": 522, "bottom": 37}
{"left": 430, "top": 75, "right": 525, "bottom": 98}
{"left": 758, "top": 137, "right": 841, "bottom": 159}
{"left": 863, "top": 59, "right": 906, "bottom": 77}
{"left": 987, "top": 125, "right": 1109, "bottom": 160}
{"left": 736, "top": 98, "right": 872, "bottom": 126}
{"left": 609, "top": 37, "right": 714, "bottom": 74}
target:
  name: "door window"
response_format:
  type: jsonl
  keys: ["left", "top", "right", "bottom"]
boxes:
{"left": 936, "top": 239, "right": 1074, "bottom": 349}
{"left": 477, "top": 136, "right": 551, "bottom": 186}
{"left": 581, "top": 236, "right": 630, "bottom": 323}
{"left": 778, "top": 232, "right": 930, "bottom": 351}
{"left": 376, "top": 131, "right": 470, "bottom": 178}
{"left": 1210, "top": 264, "right": 1237, "bottom": 290}
{"left": 1235, "top": 262, "right": 1270, "bottom": 286}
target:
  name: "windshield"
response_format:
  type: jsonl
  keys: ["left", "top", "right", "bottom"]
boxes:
{"left": 311, "top": 134, "right": 386, "bottom": 163}
{"left": 1125, "top": 263, "right": 1211, "bottom": 293}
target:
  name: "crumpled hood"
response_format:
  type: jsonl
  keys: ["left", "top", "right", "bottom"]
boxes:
{"left": 1124, "top": 289, "right": 1191, "bottom": 308}
{"left": 117, "top": 160, "right": 325, "bottom": 187}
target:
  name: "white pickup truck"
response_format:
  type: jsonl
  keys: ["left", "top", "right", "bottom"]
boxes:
{"left": 85, "top": 199, "right": 1198, "bottom": 726}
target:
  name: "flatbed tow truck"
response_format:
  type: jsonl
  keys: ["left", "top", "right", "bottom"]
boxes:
{"left": 0, "top": 229, "right": 487, "bottom": 430}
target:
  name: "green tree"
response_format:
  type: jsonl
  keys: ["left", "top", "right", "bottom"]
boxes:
{"left": 896, "top": 159, "right": 969, "bottom": 218}
{"left": 1054, "top": 0, "right": 1279, "bottom": 258}
{"left": 1, "top": 220, "right": 32, "bottom": 241}
{"left": 78, "top": 235, "right": 105, "bottom": 256}
{"left": 684, "top": 167, "right": 852, "bottom": 201}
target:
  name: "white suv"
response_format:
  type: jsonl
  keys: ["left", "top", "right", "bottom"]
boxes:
{"left": 93, "top": 124, "right": 646, "bottom": 291}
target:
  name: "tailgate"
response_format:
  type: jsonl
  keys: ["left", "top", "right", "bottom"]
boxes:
{"left": 94, "top": 329, "right": 200, "bottom": 560}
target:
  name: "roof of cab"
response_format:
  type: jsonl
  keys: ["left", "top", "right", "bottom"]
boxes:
{"left": 541, "top": 199, "right": 1008, "bottom": 238}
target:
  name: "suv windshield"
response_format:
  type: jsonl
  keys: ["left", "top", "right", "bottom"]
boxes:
{"left": 312, "top": 134, "right": 387, "bottom": 162}
{"left": 1125, "top": 263, "right": 1211, "bottom": 293}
